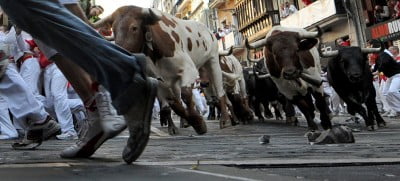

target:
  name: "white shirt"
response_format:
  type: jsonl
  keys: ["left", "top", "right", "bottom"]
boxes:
{"left": 0, "top": 27, "right": 23, "bottom": 60}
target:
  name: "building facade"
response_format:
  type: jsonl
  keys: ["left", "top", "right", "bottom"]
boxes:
{"left": 363, "top": 0, "right": 400, "bottom": 47}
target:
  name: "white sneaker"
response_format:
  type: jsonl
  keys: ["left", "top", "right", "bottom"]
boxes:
{"left": 96, "top": 86, "right": 127, "bottom": 134}
{"left": 60, "top": 87, "right": 126, "bottom": 158}
{"left": 56, "top": 131, "right": 78, "bottom": 140}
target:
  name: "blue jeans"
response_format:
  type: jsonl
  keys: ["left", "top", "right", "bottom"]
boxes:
{"left": 0, "top": 0, "right": 143, "bottom": 114}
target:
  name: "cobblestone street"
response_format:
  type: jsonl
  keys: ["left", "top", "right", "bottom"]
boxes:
{"left": 1, "top": 116, "right": 400, "bottom": 180}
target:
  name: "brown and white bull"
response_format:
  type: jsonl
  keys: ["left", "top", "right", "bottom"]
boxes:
{"left": 219, "top": 48, "right": 253, "bottom": 124}
{"left": 93, "top": 6, "right": 232, "bottom": 132}
{"left": 246, "top": 26, "right": 332, "bottom": 132}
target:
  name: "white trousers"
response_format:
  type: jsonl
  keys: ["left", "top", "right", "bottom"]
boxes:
{"left": 0, "top": 94, "right": 18, "bottom": 138}
{"left": 386, "top": 73, "right": 400, "bottom": 113}
{"left": 19, "top": 57, "right": 45, "bottom": 101}
{"left": 192, "top": 89, "right": 207, "bottom": 116}
{"left": 331, "top": 89, "right": 346, "bottom": 114}
{"left": 373, "top": 79, "right": 384, "bottom": 112}
{"left": 0, "top": 63, "right": 48, "bottom": 126}
{"left": 43, "top": 63, "right": 76, "bottom": 134}
{"left": 380, "top": 79, "right": 392, "bottom": 112}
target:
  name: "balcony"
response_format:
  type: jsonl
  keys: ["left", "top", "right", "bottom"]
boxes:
{"left": 177, "top": 0, "right": 191, "bottom": 14}
{"left": 209, "top": 0, "right": 225, "bottom": 9}
{"left": 280, "top": 0, "right": 346, "bottom": 29}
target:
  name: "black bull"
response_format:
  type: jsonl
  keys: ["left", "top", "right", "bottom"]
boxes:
{"left": 243, "top": 60, "right": 297, "bottom": 124}
{"left": 320, "top": 46, "right": 386, "bottom": 130}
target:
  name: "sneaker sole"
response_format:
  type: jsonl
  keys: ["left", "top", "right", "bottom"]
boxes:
{"left": 123, "top": 78, "right": 158, "bottom": 164}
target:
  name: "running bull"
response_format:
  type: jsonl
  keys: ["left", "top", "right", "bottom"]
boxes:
{"left": 245, "top": 26, "right": 332, "bottom": 132}
{"left": 218, "top": 47, "right": 253, "bottom": 124}
{"left": 245, "top": 52, "right": 297, "bottom": 124}
{"left": 93, "top": 6, "right": 232, "bottom": 133}
{"left": 319, "top": 45, "right": 386, "bottom": 130}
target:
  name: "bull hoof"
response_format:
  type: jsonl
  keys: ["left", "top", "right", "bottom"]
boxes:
{"left": 265, "top": 114, "right": 274, "bottom": 119}
{"left": 180, "top": 118, "right": 190, "bottom": 128}
{"left": 219, "top": 113, "right": 231, "bottom": 129}
{"left": 378, "top": 122, "right": 387, "bottom": 128}
{"left": 186, "top": 114, "right": 207, "bottom": 135}
{"left": 305, "top": 130, "right": 321, "bottom": 142}
{"left": 231, "top": 119, "right": 239, "bottom": 126}
{"left": 286, "top": 116, "right": 298, "bottom": 126}
{"left": 219, "top": 119, "right": 231, "bottom": 129}
{"left": 367, "top": 125, "right": 375, "bottom": 131}
{"left": 168, "top": 126, "right": 179, "bottom": 135}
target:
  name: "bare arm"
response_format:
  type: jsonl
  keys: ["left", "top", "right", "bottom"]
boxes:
{"left": 64, "top": 4, "right": 91, "bottom": 25}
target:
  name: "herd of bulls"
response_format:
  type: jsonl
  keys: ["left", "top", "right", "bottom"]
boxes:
{"left": 93, "top": 6, "right": 387, "bottom": 143}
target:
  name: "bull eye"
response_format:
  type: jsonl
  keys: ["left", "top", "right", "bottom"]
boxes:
{"left": 131, "top": 26, "right": 138, "bottom": 32}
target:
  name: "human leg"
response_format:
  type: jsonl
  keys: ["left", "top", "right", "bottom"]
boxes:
{"left": 0, "top": 63, "right": 60, "bottom": 149}
{"left": 386, "top": 74, "right": 400, "bottom": 114}
{"left": 44, "top": 64, "right": 77, "bottom": 139}
{"left": 0, "top": 94, "right": 18, "bottom": 139}
{"left": 1, "top": 0, "right": 157, "bottom": 162}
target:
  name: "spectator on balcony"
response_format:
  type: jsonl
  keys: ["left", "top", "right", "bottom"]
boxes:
{"left": 217, "top": 28, "right": 226, "bottom": 40}
{"left": 393, "top": 0, "right": 400, "bottom": 19}
{"left": 280, "top": 1, "right": 298, "bottom": 19}
{"left": 374, "top": 5, "right": 390, "bottom": 23}
{"left": 387, "top": 0, "right": 396, "bottom": 18}
{"left": 223, "top": 24, "right": 232, "bottom": 35}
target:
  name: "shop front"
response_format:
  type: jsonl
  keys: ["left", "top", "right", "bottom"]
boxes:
{"left": 367, "top": 18, "right": 400, "bottom": 47}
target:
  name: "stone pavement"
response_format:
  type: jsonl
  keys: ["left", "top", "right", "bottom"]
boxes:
{"left": 1, "top": 115, "right": 400, "bottom": 167}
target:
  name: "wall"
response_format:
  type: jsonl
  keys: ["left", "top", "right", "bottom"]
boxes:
{"left": 216, "top": 0, "right": 235, "bottom": 27}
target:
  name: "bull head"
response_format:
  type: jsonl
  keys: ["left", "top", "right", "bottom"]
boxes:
{"left": 319, "top": 47, "right": 382, "bottom": 58}
{"left": 93, "top": 6, "right": 163, "bottom": 53}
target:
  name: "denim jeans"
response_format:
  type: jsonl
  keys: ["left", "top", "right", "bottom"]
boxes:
{"left": 0, "top": 0, "right": 143, "bottom": 114}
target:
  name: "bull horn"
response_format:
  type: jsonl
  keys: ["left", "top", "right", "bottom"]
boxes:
{"left": 298, "top": 31, "right": 320, "bottom": 39}
{"left": 219, "top": 47, "right": 233, "bottom": 56}
{"left": 361, "top": 47, "right": 383, "bottom": 54}
{"left": 245, "top": 38, "right": 267, "bottom": 49}
{"left": 104, "top": 35, "right": 115, "bottom": 41}
{"left": 142, "top": 8, "right": 162, "bottom": 25}
{"left": 320, "top": 50, "right": 339, "bottom": 58}
{"left": 92, "top": 14, "right": 114, "bottom": 29}
{"left": 300, "top": 73, "right": 323, "bottom": 86}
{"left": 222, "top": 71, "right": 240, "bottom": 80}
{"left": 257, "top": 73, "right": 270, "bottom": 79}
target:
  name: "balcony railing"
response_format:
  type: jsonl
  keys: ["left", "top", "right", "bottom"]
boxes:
{"left": 209, "top": 0, "right": 225, "bottom": 8}
{"left": 280, "top": 0, "right": 345, "bottom": 28}
{"left": 177, "top": 0, "right": 191, "bottom": 14}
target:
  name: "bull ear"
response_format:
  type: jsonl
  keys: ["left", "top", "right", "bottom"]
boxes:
{"left": 299, "top": 38, "right": 318, "bottom": 51}
{"left": 142, "top": 8, "right": 162, "bottom": 25}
